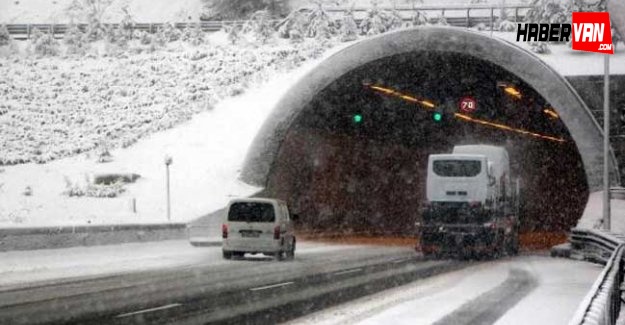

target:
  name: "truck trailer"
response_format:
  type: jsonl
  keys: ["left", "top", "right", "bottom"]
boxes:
{"left": 418, "top": 145, "right": 520, "bottom": 259}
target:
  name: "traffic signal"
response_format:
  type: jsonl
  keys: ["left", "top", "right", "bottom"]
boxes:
{"left": 352, "top": 113, "right": 363, "bottom": 124}
{"left": 432, "top": 107, "right": 444, "bottom": 123}
{"left": 432, "top": 111, "right": 443, "bottom": 122}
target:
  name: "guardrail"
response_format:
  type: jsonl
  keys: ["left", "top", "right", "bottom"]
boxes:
{"left": 568, "top": 228, "right": 625, "bottom": 325}
{"left": 0, "top": 223, "right": 187, "bottom": 251}
{"left": 4, "top": 4, "right": 531, "bottom": 40}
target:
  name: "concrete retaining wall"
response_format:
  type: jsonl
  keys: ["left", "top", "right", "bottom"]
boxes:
{"left": 0, "top": 223, "right": 187, "bottom": 252}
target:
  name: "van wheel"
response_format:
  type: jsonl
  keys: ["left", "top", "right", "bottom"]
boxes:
{"left": 223, "top": 251, "right": 232, "bottom": 260}
{"left": 286, "top": 239, "right": 296, "bottom": 260}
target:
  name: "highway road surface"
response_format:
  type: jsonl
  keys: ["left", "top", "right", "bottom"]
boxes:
{"left": 0, "top": 242, "right": 463, "bottom": 324}
{"left": 0, "top": 241, "right": 601, "bottom": 324}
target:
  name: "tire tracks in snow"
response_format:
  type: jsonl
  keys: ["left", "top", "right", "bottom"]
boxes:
{"left": 432, "top": 268, "right": 538, "bottom": 325}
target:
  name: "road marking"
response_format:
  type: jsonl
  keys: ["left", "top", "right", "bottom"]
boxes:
{"left": 393, "top": 258, "right": 410, "bottom": 264}
{"left": 116, "top": 303, "right": 182, "bottom": 318}
{"left": 249, "top": 281, "right": 294, "bottom": 291}
{"left": 333, "top": 268, "right": 362, "bottom": 276}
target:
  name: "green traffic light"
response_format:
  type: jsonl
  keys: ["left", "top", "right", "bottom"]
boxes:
{"left": 433, "top": 112, "right": 443, "bottom": 122}
{"left": 353, "top": 114, "right": 363, "bottom": 123}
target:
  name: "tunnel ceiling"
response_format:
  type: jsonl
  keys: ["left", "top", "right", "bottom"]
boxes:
{"left": 296, "top": 51, "right": 573, "bottom": 149}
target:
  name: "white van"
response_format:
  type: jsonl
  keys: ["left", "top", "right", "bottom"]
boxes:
{"left": 222, "top": 198, "right": 296, "bottom": 261}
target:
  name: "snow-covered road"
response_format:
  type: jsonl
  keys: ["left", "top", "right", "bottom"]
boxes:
{"left": 0, "top": 239, "right": 354, "bottom": 288}
{"left": 291, "top": 254, "right": 603, "bottom": 325}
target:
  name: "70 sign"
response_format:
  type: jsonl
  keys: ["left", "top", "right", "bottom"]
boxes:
{"left": 458, "top": 96, "right": 477, "bottom": 114}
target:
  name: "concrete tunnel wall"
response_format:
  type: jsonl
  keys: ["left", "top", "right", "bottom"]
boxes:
{"left": 241, "top": 27, "right": 619, "bottom": 194}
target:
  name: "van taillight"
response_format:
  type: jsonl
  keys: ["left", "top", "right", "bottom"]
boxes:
{"left": 222, "top": 224, "right": 228, "bottom": 239}
{"left": 469, "top": 201, "right": 481, "bottom": 208}
{"left": 274, "top": 226, "right": 281, "bottom": 240}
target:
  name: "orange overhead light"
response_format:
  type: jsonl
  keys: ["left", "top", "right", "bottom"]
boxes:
{"left": 367, "top": 84, "right": 436, "bottom": 109}
{"left": 365, "top": 83, "right": 565, "bottom": 143}
{"left": 454, "top": 113, "right": 565, "bottom": 143}
{"left": 503, "top": 86, "right": 522, "bottom": 99}
{"left": 497, "top": 81, "right": 522, "bottom": 99}
{"left": 543, "top": 108, "right": 559, "bottom": 119}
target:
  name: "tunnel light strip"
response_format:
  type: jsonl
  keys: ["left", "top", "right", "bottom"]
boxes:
{"left": 454, "top": 113, "right": 566, "bottom": 143}
{"left": 367, "top": 85, "right": 436, "bottom": 109}
{"left": 543, "top": 108, "right": 559, "bottom": 119}
{"left": 365, "top": 83, "right": 565, "bottom": 143}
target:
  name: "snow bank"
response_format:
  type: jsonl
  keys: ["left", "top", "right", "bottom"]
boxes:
{"left": 576, "top": 191, "right": 625, "bottom": 233}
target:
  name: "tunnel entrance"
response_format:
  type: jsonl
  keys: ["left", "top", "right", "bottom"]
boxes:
{"left": 264, "top": 51, "right": 588, "bottom": 235}
{"left": 242, "top": 27, "right": 616, "bottom": 237}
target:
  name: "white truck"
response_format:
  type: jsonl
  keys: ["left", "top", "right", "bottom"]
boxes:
{"left": 419, "top": 145, "right": 520, "bottom": 258}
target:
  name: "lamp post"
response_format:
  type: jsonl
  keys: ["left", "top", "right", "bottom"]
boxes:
{"left": 164, "top": 155, "right": 173, "bottom": 222}
{"left": 603, "top": 54, "right": 611, "bottom": 231}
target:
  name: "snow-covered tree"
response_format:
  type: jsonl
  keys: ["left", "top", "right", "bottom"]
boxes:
{"left": 0, "top": 24, "right": 11, "bottom": 46}
{"left": 525, "top": 0, "right": 568, "bottom": 25}
{"left": 182, "top": 22, "right": 205, "bottom": 45}
{"left": 204, "top": 0, "right": 289, "bottom": 20}
{"left": 31, "top": 28, "right": 59, "bottom": 56}
{"left": 135, "top": 30, "right": 152, "bottom": 45}
{"left": 66, "top": 0, "right": 83, "bottom": 23}
{"left": 64, "top": 23, "right": 87, "bottom": 54}
{"left": 306, "top": 1, "right": 336, "bottom": 39}
{"left": 529, "top": 40, "right": 550, "bottom": 54}
{"left": 224, "top": 23, "right": 242, "bottom": 45}
{"left": 242, "top": 10, "right": 275, "bottom": 44}
{"left": 409, "top": 10, "right": 428, "bottom": 26}
{"left": 386, "top": 6, "right": 404, "bottom": 32}
{"left": 277, "top": 9, "right": 307, "bottom": 41}
{"left": 83, "top": 0, "right": 113, "bottom": 41}
{"left": 119, "top": 5, "right": 135, "bottom": 41}
{"left": 432, "top": 14, "right": 448, "bottom": 26}
{"left": 155, "top": 22, "right": 181, "bottom": 45}
{"left": 339, "top": 7, "right": 358, "bottom": 42}
{"left": 359, "top": 1, "right": 388, "bottom": 35}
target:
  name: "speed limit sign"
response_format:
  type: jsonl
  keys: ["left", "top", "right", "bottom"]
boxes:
{"left": 459, "top": 96, "right": 477, "bottom": 113}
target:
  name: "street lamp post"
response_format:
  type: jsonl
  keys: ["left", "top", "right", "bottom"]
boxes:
{"left": 603, "top": 54, "right": 611, "bottom": 231}
{"left": 165, "top": 155, "right": 173, "bottom": 222}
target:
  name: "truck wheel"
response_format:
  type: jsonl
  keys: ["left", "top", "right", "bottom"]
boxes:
{"left": 510, "top": 235, "right": 520, "bottom": 255}
{"left": 223, "top": 251, "right": 232, "bottom": 260}
{"left": 286, "top": 239, "right": 296, "bottom": 260}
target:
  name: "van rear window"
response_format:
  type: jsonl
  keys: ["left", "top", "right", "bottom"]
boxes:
{"left": 228, "top": 202, "right": 275, "bottom": 222}
{"left": 433, "top": 160, "right": 481, "bottom": 177}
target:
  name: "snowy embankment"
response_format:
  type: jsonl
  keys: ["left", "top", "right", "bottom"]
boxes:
{"left": 0, "top": 37, "right": 348, "bottom": 228}
{"left": 289, "top": 255, "right": 602, "bottom": 325}
{"left": 576, "top": 191, "right": 625, "bottom": 233}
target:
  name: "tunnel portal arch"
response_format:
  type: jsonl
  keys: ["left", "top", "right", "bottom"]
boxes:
{"left": 242, "top": 27, "right": 618, "bottom": 195}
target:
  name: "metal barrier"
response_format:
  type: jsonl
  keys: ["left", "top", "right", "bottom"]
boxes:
{"left": 3, "top": 4, "right": 531, "bottom": 40}
{"left": 569, "top": 228, "right": 625, "bottom": 325}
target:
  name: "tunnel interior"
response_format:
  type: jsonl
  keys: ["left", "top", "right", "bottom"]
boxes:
{"left": 264, "top": 51, "right": 589, "bottom": 235}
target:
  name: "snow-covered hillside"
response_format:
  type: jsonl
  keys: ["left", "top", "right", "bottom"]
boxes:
{"left": 0, "top": 36, "right": 331, "bottom": 166}
{"left": 0, "top": 37, "right": 347, "bottom": 227}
